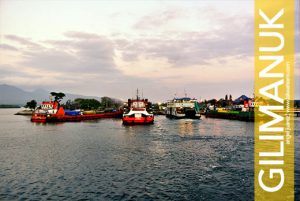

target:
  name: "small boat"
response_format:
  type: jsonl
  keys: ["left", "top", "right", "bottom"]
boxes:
{"left": 15, "top": 108, "right": 34, "bottom": 115}
{"left": 165, "top": 97, "right": 201, "bottom": 119}
{"left": 31, "top": 101, "right": 122, "bottom": 123}
{"left": 122, "top": 91, "right": 154, "bottom": 125}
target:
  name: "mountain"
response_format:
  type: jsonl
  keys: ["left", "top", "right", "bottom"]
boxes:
{"left": 0, "top": 84, "right": 101, "bottom": 105}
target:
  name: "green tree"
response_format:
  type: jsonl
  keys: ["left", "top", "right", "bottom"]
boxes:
{"left": 101, "top": 97, "right": 113, "bottom": 108}
{"left": 74, "top": 98, "right": 101, "bottom": 110}
{"left": 152, "top": 103, "right": 159, "bottom": 111}
{"left": 101, "top": 97, "right": 122, "bottom": 109}
{"left": 25, "top": 100, "right": 37, "bottom": 110}
{"left": 64, "top": 99, "right": 80, "bottom": 110}
{"left": 50, "top": 92, "right": 65, "bottom": 102}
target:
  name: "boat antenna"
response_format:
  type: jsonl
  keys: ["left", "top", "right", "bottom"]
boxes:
{"left": 142, "top": 88, "right": 144, "bottom": 99}
{"left": 136, "top": 88, "right": 139, "bottom": 100}
{"left": 184, "top": 88, "right": 187, "bottom": 97}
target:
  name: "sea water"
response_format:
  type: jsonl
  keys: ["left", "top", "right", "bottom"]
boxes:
{"left": 0, "top": 109, "right": 299, "bottom": 200}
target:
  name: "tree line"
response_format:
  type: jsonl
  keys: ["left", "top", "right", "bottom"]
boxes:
{"left": 63, "top": 97, "right": 122, "bottom": 110}
{"left": 24, "top": 92, "right": 122, "bottom": 110}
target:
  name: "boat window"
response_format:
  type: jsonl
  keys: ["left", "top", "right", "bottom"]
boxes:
{"left": 176, "top": 107, "right": 184, "bottom": 114}
{"left": 135, "top": 113, "right": 142, "bottom": 118}
{"left": 132, "top": 102, "right": 145, "bottom": 108}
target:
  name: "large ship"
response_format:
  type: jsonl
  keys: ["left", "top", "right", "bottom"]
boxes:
{"left": 166, "top": 97, "right": 201, "bottom": 119}
{"left": 31, "top": 101, "right": 122, "bottom": 123}
{"left": 122, "top": 91, "right": 154, "bottom": 125}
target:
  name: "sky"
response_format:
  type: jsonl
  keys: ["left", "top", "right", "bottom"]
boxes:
{"left": 0, "top": 0, "right": 299, "bottom": 102}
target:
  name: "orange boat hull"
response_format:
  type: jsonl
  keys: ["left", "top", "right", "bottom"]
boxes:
{"left": 31, "top": 114, "right": 47, "bottom": 123}
{"left": 122, "top": 116, "right": 154, "bottom": 125}
{"left": 31, "top": 111, "right": 123, "bottom": 123}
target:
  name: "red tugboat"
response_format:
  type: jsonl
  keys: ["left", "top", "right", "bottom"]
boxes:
{"left": 31, "top": 101, "right": 59, "bottom": 123}
{"left": 31, "top": 99, "right": 122, "bottom": 123}
{"left": 122, "top": 90, "right": 154, "bottom": 125}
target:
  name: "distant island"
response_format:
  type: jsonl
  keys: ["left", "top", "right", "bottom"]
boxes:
{"left": 0, "top": 104, "right": 21, "bottom": 108}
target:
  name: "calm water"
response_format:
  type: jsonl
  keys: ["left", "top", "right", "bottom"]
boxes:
{"left": 0, "top": 109, "right": 299, "bottom": 201}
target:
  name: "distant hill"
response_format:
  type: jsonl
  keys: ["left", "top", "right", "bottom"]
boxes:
{"left": 0, "top": 84, "right": 101, "bottom": 105}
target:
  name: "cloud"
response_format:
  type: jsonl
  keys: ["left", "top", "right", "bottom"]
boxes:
{"left": 0, "top": 44, "right": 18, "bottom": 51}
{"left": 0, "top": 64, "right": 27, "bottom": 78}
{"left": 133, "top": 7, "right": 184, "bottom": 29}
{"left": 118, "top": 16, "right": 253, "bottom": 68}
{"left": 5, "top": 35, "right": 41, "bottom": 48}
{"left": 21, "top": 32, "right": 117, "bottom": 74}
{"left": 64, "top": 31, "right": 101, "bottom": 39}
{"left": 0, "top": 12, "right": 255, "bottom": 100}
{"left": 1, "top": 32, "right": 123, "bottom": 95}
{"left": 0, "top": 6, "right": 258, "bottom": 100}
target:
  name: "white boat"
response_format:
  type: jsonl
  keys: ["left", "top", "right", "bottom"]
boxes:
{"left": 166, "top": 97, "right": 201, "bottom": 119}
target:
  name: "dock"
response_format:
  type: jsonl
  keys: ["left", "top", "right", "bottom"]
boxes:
{"left": 205, "top": 109, "right": 300, "bottom": 122}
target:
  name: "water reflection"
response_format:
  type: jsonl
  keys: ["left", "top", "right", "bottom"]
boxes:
{"left": 178, "top": 119, "right": 198, "bottom": 137}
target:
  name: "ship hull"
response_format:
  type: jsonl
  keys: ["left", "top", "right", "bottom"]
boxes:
{"left": 31, "top": 114, "right": 47, "bottom": 123}
{"left": 31, "top": 111, "right": 123, "bottom": 123}
{"left": 122, "top": 116, "right": 154, "bottom": 125}
{"left": 166, "top": 108, "right": 201, "bottom": 119}
{"left": 166, "top": 114, "right": 201, "bottom": 119}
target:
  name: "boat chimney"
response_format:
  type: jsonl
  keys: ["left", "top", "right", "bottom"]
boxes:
{"left": 128, "top": 99, "right": 131, "bottom": 107}
{"left": 136, "top": 88, "right": 139, "bottom": 100}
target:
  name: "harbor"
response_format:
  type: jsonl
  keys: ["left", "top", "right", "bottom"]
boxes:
{"left": 1, "top": 108, "right": 299, "bottom": 200}
{"left": 13, "top": 91, "right": 300, "bottom": 124}
{"left": 2, "top": 88, "right": 299, "bottom": 200}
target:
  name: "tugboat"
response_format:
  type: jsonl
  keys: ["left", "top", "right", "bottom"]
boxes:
{"left": 166, "top": 97, "right": 201, "bottom": 119}
{"left": 31, "top": 101, "right": 59, "bottom": 123}
{"left": 122, "top": 90, "right": 154, "bottom": 125}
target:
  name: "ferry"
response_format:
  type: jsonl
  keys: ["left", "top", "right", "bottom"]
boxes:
{"left": 31, "top": 101, "right": 122, "bottom": 123}
{"left": 165, "top": 97, "right": 201, "bottom": 119}
{"left": 122, "top": 91, "right": 154, "bottom": 125}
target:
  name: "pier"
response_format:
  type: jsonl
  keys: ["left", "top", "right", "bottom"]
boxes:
{"left": 276, "top": 109, "right": 300, "bottom": 117}
{"left": 204, "top": 109, "right": 300, "bottom": 122}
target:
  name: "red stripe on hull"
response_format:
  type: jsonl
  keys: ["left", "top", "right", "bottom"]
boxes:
{"left": 31, "top": 114, "right": 47, "bottom": 123}
{"left": 122, "top": 117, "right": 154, "bottom": 125}
{"left": 31, "top": 111, "right": 123, "bottom": 123}
{"left": 31, "top": 118, "right": 47, "bottom": 123}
